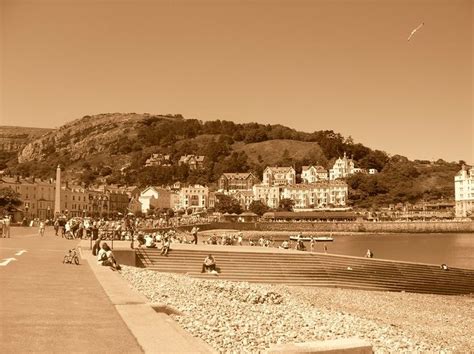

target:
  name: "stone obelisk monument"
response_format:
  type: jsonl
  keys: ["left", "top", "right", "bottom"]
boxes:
{"left": 54, "top": 165, "right": 61, "bottom": 216}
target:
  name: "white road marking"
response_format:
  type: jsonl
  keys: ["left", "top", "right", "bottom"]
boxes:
{"left": 0, "top": 247, "right": 66, "bottom": 253}
{"left": 15, "top": 250, "right": 27, "bottom": 256}
{"left": 0, "top": 258, "right": 17, "bottom": 266}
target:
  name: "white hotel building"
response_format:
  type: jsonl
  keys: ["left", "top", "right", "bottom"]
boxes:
{"left": 281, "top": 181, "right": 348, "bottom": 209}
{"left": 178, "top": 184, "right": 209, "bottom": 210}
{"left": 454, "top": 165, "right": 474, "bottom": 217}
{"left": 253, "top": 180, "right": 348, "bottom": 210}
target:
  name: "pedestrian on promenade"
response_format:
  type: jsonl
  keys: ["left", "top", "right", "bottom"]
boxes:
{"left": 39, "top": 221, "right": 45, "bottom": 237}
{"left": 323, "top": 244, "right": 328, "bottom": 253}
{"left": 58, "top": 217, "right": 66, "bottom": 237}
{"left": 54, "top": 219, "right": 59, "bottom": 236}
{"left": 237, "top": 232, "right": 243, "bottom": 246}
{"left": 365, "top": 249, "right": 374, "bottom": 258}
{"left": 310, "top": 237, "right": 315, "bottom": 252}
{"left": 124, "top": 215, "right": 136, "bottom": 249}
{"left": 3, "top": 215, "right": 11, "bottom": 238}
{"left": 92, "top": 237, "right": 102, "bottom": 256}
{"left": 191, "top": 226, "right": 199, "bottom": 244}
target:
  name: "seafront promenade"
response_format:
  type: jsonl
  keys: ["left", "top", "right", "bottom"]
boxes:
{"left": 0, "top": 228, "right": 142, "bottom": 353}
{"left": 0, "top": 227, "right": 216, "bottom": 353}
{"left": 2, "top": 227, "right": 473, "bottom": 353}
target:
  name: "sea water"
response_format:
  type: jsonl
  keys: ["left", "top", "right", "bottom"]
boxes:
{"left": 322, "top": 233, "right": 474, "bottom": 269}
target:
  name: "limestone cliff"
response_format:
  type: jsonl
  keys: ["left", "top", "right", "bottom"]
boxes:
{"left": 17, "top": 113, "right": 175, "bottom": 163}
{"left": 0, "top": 126, "right": 53, "bottom": 153}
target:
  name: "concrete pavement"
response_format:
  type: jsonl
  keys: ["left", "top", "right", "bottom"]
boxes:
{"left": 83, "top": 250, "right": 214, "bottom": 353}
{"left": 0, "top": 227, "right": 143, "bottom": 353}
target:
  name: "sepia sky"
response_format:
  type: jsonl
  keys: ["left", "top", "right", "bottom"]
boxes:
{"left": 0, "top": 0, "right": 472, "bottom": 162}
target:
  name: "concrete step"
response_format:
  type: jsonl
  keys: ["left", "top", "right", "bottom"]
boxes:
{"left": 139, "top": 260, "right": 472, "bottom": 284}
{"left": 136, "top": 248, "right": 474, "bottom": 295}
{"left": 147, "top": 266, "right": 471, "bottom": 293}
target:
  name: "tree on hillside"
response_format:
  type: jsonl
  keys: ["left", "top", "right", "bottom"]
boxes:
{"left": 0, "top": 151, "right": 16, "bottom": 170}
{"left": 215, "top": 194, "right": 242, "bottom": 214}
{"left": 79, "top": 169, "right": 99, "bottom": 187}
{"left": 0, "top": 187, "right": 22, "bottom": 214}
{"left": 278, "top": 149, "right": 293, "bottom": 166}
{"left": 221, "top": 152, "right": 250, "bottom": 173}
{"left": 277, "top": 198, "right": 294, "bottom": 212}
{"left": 248, "top": 200, "right": 269, "bottom": 216}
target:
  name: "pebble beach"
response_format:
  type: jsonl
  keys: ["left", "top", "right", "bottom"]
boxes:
{"left": 120, "top": 266, "right": 474, "bottom": 353}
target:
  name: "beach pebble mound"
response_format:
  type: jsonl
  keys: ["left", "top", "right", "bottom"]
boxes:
{"left": 120, "top": 266, "right": 467, "bottom": 353}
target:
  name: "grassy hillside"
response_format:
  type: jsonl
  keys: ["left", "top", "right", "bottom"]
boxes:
{"left": 1, "top": 113, "right": 462, "bottom": 207}
{"left": 233, "top": 140, "right": 327, "bottom": 166}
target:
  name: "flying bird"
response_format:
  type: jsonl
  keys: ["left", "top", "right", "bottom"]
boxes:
{"left": 408, "top": 22, "right": 424, "bottom": 41}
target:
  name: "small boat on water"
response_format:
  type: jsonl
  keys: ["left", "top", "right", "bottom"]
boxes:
{"left": 289, "top": 235, "right": 334, "bottom": 242}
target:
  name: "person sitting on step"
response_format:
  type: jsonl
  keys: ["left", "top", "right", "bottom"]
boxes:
{"left": 160, "top": 236, "right": 171, "bottom": 256}
{"left": 98, "top": 243, "right": 121, "bottom": 270}
{"left": 144, "top": 234, "right": 156, "bottom": 248}
{"left": 296, "top": 237, "right": 306, "bottom": 251}
{"left": 136, "top": 232, "right": 146, "bottom": 247}
{"left": 201, "top": 254, "right": 217, "bottom": 273}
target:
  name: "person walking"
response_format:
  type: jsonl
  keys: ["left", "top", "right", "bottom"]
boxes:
{"left": 39, "top": 221, "right": 45, "bottom": 237}
{"left": 237, "top": 232, "right": 243, "bottom": 246}
{"left": 53, "top": 219, "right": 59, "bottom": 236}
{"left": 310, "top": 237, "right": 315, "bottom": 252}
{"left": 191, "top": 226, "right": 199, "bottom": 245}
{"left": 3, "top": 215, "right": 11, "bottom": 238}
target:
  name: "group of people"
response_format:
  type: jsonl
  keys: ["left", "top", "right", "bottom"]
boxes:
{"left": 53, "top": 216, "right": 132, "bottom": 240}
{"left": 141, "top": 233, "right": 172, "bottom": 256}
{"left": 93, "top": 241, "right": 121, "bottom": 270}
{"left": 204, "top": 232, "right": 243, "bottom": 246}
{"left": 278, "top": 236, "right": 328, "bottom": 253}
{"left": 250, "top": 236, "right": 274, "bottom": 247}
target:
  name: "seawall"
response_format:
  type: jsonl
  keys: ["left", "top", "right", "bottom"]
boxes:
{"left": 198, "top": 221, "right": 474, "bottom": 233}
